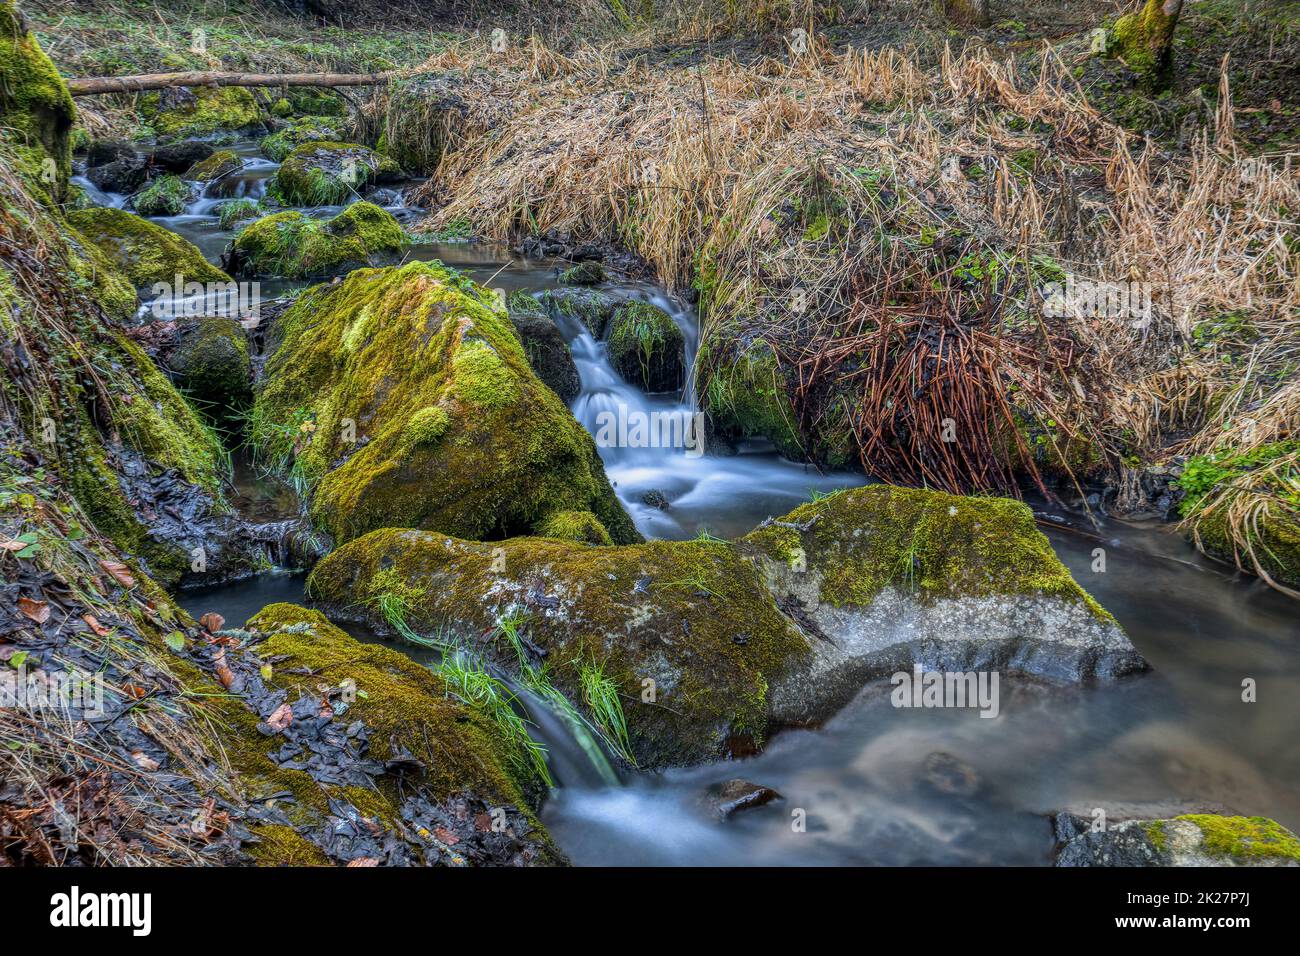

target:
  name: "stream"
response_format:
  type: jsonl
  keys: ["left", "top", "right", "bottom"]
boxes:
{"left": 99, "top": 139, "right": 1300, "bottom": 866}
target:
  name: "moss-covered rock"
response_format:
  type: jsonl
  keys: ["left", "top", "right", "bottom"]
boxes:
{"left": 536, "top": 286, "right": 619, "bottom": 338}
{"left": 0, "top": 0, "right": 75, "bottom": 201}
{"left": 507, "top": 292, "right": 580, "bottom": 403}
{"left": 166, "top": 316, "right": 252, "bottom": 420}
{"left": 259, "top": 115, "right": 347, "bottom": 163}
{"left": 700, "top": 338, "right": 803, "bottom": 459}
{"left": 253, "top": 259, "right": 639, "bottom": 545}
{"left": 1105, "top": 0, "right": 1183, "bottom": 86}
{"left": 535, "top": 509, "right": 613, "bottom": 545}
{"left": 1057, "top": 813, "right": 1300, "bottom": 867}
{"left": 1177, "top": 441, "right": 1300, "bottom": 591}
{"left": 559, "top": 260, "right": 606, "bottom": 285}
{"left": 140, "top": 85, "right": 262, "bottom": 141}
{"left": 67, "top": 206, "right": 231, "bottom": 290}
{"left": 272, "top": 141, "right": 402, "bottom": 205}
{"left": 229, "top": 201, "right": 406, "bottom": 279}
{"left": 607, "top": 299, "right": 685, "bottom": 394}
{"left": 228, "top": 604, "right": 561, "bottom": 865}
{"left": 217, "top": 197, "right": 262, "bottom": 230}
{"left": 130, "top": 173, "right": 192, "bottom": 216}
{"left": 308, "top": 484, "right": 1140, "bottom": 768}
{"left": 185, "top": 149, "right": 242, "bottom": 182}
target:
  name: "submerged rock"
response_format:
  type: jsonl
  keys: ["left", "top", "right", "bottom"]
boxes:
{"left": 702, "top": 779, "right": 784, "bottom": 820}
{"left": 228, "top": 201, "right": 406, "bottom": 279}
{"left": 1055, "top": 813, "right": 1300, "bottom": 867}
{"left": 67, "top": 206, "right": 231, "bottom": 290}
{"left": 307, "top": 485, "right": 1141, "bottom": 768}
{"left": 272, "top": 140, "right": 402, "bottom": 205}
{"left": 252, "top": 259, "right": 639, "bottom": 545}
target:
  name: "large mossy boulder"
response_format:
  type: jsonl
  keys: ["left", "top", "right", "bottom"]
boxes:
{"left": 507, "top": 292, "right": 580, "bottom": 404}
{"left": 272, "top": 141, "right": 402, "bottom": 205}
{"left": 307, "top": 484, "right": 1143, "bottom": 768}
{"left": 67, "top": 206, "right": 231, "bottom": 290}
{"left": 252, "top": 259, "right": 639, "bottom": 545}
{"left": 1055, "top": 812, "right": 1300, "bottom": 867}
{"left": 607, "top": 299, "right": 685, "bottom": 394}
{"left": 259, "top": 116, "right": 347, "bottom": 163}
{"left": 228, "top": 201, "right": 406, "bottom": 279}
{"left": 0, "top": 0, "right": 75, "bottom": 201}
{"left": 224, "top": 604, "right": 561, "bottom": 865}
{"left": 165, "top": 316, "right": 252, "bottom": 419}
{"left": 140, "top": 85, "right": 262, "bottom": 141}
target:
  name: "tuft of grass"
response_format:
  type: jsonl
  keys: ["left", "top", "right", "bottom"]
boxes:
{"left": 575, "top": 655, "right": 634, "bottom": 765}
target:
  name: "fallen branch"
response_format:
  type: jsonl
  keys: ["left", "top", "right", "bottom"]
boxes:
{"left": 65, "top": 71, "right": 397, "bottom": 97}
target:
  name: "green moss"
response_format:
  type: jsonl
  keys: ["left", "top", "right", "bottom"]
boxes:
{"left": 131, "top": 174, "right": 191, "bottom": 216}
{"left": 231, "top": 201, "right": 405, "bottom": 278}
{"left": 308, "top": 530, "right": 807, "bottom": 767}
{"left": 559, "top": 260, "right": 606, "bottom": 285}
{"left": 1106, "top": 0, "right": 1182, "bottom": 85}
{"left": 244, "top": 604, "right": 550, "bottom": 810}
{"left": 67, "top": 206, "right": 231, "bottom": 290}
{"left": 1178, "top": 815, "right": 1300, "bottom": 862}
{"left": 64, "top": 226, "right": 137, "bottom": 322}
{"left": 253, "top": 260, "right": 638, "bottom": 545}
{"left": 246, "top": 824, "right": 331, "bottom": 867}
{"left": 0, "top": 0, "right": 75, "bottom": 201}
{"left": 272, "top": 141, "right": 401, "bottom": 205}
{"left": 258, "top": 116, "right": 346, "bottom": 163}
{"left": 140, "top": 86, "right": 261, "bottom": 140}
{"left": 185, "top": 149, "right": 241, "bottom": 182}
{"left": 1145, "top": 820, "right": 1168, "bottom": 853}
{"left": 217, "top": 197, "right": 261, "bottom": 230}
{"left": 607, "top": 300, "right": 685, "bottom": 393}
{"left": 744, "top": 484, "right": 1113, "bottom": 618}
{"left": 535, "top": 510, "right": 613, "bottom": 545}
{"left": 701, "top": 338, "right": 803, "bottom": 459}
{"left": 169, "top": 317, "right": 252, "bottom": 418}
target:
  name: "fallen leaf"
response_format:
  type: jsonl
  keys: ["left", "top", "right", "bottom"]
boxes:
{"left": 0, "top": 539, "right": 26, "bottom": 552}
{"left": 130, "top": 751, "right": 160, "bottom": 772}
{"left": 260, "top": 663, "right": 273, "bottom": 681}
{"left": 199, "top": 612, "right": 225, "bottom": 633}
{"left": 346, "top": 858, "right": 380, "bottom": 867}
{"left": 215, "top": 662, "right": 235, "bottom": 690}
{"left": 99, "top": 560, "right": 135, "bottom": 588}
{"left": 266, "top": 703, "right": 293, "bottom": 732}
{"left": 163, "top": 631, "right": 185, "bottom": 652}
{"left": 434, "top": 826, "right": 460, "bottom": 846}
{"left": 125, "top": 684, "right": 148, "bottom": 699}
{"left": 81, "top": 614, "right": 110, "bottom": 636}
{"left": 17, "top": 597, "right": 50, "bottom": 624}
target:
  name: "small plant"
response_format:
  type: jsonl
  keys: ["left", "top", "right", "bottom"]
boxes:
{"left": 576, "top": 655, "right": 634, "bottom": 765}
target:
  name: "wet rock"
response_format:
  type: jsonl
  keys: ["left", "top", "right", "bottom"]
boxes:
{"left": 130, "top": 173, "right": 193, "bottom": 216}
{"left": 507, "top": 294, "right": 580, "bottom": 403}
{"left": 185, "top": 149, "right": 242, "bottom": 182}
{"left": 536, "top": 286, "right": 621, "bottom": 338}
{"left": 1055, "top": 813, "right": 1300, "bottom": 867}
{"left": 702, "top": 779, "right": 783, "bottom": 819}
{"left": 642, "top": 489, "right": 670, "bottom": 510}
{"left": 309, "top": 485, "right": 1140, "bottom": 768}
{"left": 921, "top": 752, "right": 980, "bottom": 796}
{"left": 84, "top": 139, "right": 137, "bottom": 168}
{"left": 86, "top": 154, "right": 148, "bottom": 194}
{"left": 272, "top": 140, "right": 402, "bottom": 205}
{"left": 253, "top": 259, "right": 639, "bottom": 546}
{"left": 607, "top": 299, "right": 685, "bottom": 394}
{"left": 164, "top": 316, "right": 253, "bottom": 418}
{"left": 150, "top": 140, "right": 215, "bottom": 173}
{"left": 227, "top": 201, "right": 405, "bottom": 279}
{"left": 559, "top": 260, "right": 606, "bottom": 285}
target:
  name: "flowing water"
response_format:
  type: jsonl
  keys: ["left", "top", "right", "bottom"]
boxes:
{"left": 136, "top": 140, "right": 1299, "bottom": 865}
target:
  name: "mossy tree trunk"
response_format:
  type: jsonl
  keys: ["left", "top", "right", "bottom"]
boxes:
{"left": 1109, "top": 0, "right": 1185, "bottom": 87}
